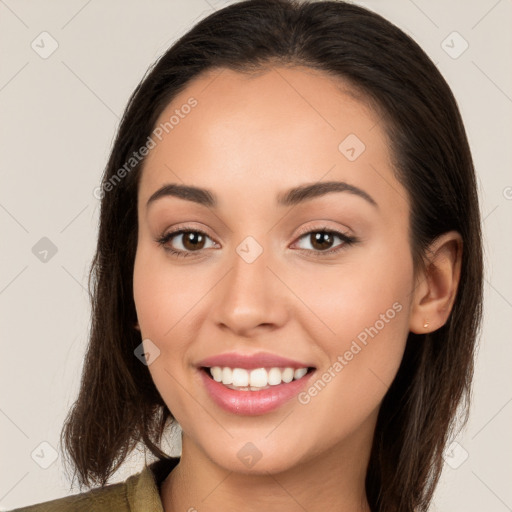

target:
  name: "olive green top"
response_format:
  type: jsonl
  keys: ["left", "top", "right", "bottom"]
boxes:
{"left": 9, "top": 457, "right": 180, "bottom": 512}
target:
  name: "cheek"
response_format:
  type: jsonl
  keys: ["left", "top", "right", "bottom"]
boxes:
{"left": 133, "top": 246, "right": 200, "bottom": 421}
{"left": 133, "top": 244, "right": 203, "bottom": 339}
{"left": 295, "top": 234, "right": 413, "bottom": 342}
{"left": 291, "top": 257, "right": 412, "bottom": 444}
{"left": 298, "top": 234, "right": 413, "bottom": 396}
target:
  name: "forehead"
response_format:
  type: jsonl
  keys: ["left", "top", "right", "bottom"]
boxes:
{"left": 138, "top": 66, "right": 408, "bottom": 218}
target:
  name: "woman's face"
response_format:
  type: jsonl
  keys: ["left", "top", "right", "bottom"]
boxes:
{"left": 133, "top": 66, "right": 415, "bottom": 474}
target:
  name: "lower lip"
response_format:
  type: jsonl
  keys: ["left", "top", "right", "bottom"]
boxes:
{"left": 198, "top": 368, "right": 315, "bottom": 416}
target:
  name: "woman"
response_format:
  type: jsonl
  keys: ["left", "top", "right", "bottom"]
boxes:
{"left": 11, "top": 0, "right": 483, "bottom": 510}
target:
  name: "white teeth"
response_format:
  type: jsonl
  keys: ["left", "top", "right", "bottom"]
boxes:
{"left": 268, "top": 367, "right": 282, "bottom": 386}
{"left": 294, "top": 368, "right": 308, "bottom": 380}
{"left": 222, "top": 367, "right": 233, "bottom": 384}
{"left": 232, "top": 368, "right": 249, "bottom": 387}
{"left": 207, "top": 366, "right": 310, "bottom": 389}
{"left": 282, "top": 367, "right": 294, "bottom": 383}
{"left": 249, "top": 368, "right": 267, "bottom": 387}
{"left": 211, "top": 366, "right": 222, "bottom": 382}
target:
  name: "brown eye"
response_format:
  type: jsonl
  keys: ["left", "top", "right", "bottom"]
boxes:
{"left": 295, "top": 229, "right": 355, "bottom": 254}
{"left": 156, "top": 229, "right": 216, "bottom": 256}
{"left": 181, "top": 231, "right": 207, "bottom": 251}
{"left": 308, "top": 232, "right": 336, "bottom": 251}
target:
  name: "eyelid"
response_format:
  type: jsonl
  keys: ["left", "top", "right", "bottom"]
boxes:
{"left": 156, "top": 224, "right": 218, "bottom": 248}
{"left": 158, "top": 222, "right": 217, "bottom": 241}
{"left": 293, "top": 222, "right": 353, "bottom": 240}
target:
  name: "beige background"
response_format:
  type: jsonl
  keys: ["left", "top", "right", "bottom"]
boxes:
{"left": 1, "top": 0, "right": 511, "bottom": 510}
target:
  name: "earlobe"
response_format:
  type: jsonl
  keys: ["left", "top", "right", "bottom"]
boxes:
{"left": 409, "top": 231, "right": 463, "bottom": 334}
{"left": 134, "top": 321, "right": 141, "bottom": 331}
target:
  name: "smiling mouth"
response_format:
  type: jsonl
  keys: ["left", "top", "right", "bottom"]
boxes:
{"left": 200, "top": 366, "right": 316, "bottom": 391}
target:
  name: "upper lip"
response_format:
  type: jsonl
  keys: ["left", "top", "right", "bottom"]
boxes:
{"left": 197, "top": 352, "right": 315, "bottom": 370}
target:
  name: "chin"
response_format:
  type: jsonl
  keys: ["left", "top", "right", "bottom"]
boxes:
{"left": 202, "top": 438, "right": 307, "bottom": 476}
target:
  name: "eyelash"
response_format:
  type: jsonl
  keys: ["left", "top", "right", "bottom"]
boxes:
{"left": 155, "top": 225, "right": 358, "bottom": 259}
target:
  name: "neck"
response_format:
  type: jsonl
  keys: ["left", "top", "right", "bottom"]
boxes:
{"left": 160, "top": 421, "right": 375, "bottom": 512}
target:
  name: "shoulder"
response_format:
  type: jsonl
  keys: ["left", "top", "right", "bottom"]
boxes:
{"left": 8, "top": 479, "right": 129, "bottom": 512}
{"left": 8, "top": 457, "right": 180, "bottom": 512}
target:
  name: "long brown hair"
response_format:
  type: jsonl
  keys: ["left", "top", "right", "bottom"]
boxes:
{"left": 60, "top": 1, "right": 484, "bottom": 510}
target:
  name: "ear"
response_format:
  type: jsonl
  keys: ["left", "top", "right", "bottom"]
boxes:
{"left": 134, "top": 321, "right": 141, "bottom": 332}
{"left": 409, "top": 231, "right": 463, "bottom": 334}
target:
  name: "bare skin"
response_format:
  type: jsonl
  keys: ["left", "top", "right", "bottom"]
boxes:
{"left": 132, "top": 65, "right": 462, "bottom": 512}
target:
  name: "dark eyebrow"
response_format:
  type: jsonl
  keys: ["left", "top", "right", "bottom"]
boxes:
{"left": 147, "top": 183, "right": 216, "bottom": 208}
{"left": 277, "top": 181, "right": 378, "bottom": 208}
{"left": 146, "top": 181, "right": 377, "bottom": 209}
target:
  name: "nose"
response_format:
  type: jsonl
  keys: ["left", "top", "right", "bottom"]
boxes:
{"left": 211, "top": 239, "right": 290, "bottom": 337}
